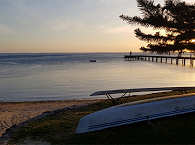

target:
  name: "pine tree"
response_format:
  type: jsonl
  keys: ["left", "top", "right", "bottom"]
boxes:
{"left": 120, "top": 0, "right": 195, "bottom": 53}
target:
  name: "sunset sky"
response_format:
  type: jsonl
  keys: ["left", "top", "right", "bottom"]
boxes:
{"left": 0, "top": 0, "right": 193, "bottom": 53}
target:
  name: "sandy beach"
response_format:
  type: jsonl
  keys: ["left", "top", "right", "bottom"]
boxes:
{"left": 0, "top": 99, "right": 101, "bottom": 137}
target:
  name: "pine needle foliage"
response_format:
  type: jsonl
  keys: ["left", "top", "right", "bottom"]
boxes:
{"left": 120, "top": 0, "right": 195, "bottom": 53}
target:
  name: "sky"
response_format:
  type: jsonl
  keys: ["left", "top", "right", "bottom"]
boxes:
{"left": 0, "top": 0, "right": 192, "bottom": 53}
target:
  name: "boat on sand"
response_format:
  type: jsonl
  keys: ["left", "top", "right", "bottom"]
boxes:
{"left": 76, "top": 94, "right": 195, "bottom": 134}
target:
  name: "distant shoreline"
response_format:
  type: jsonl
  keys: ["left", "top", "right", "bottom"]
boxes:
{"left": 0, "top": 52, "right": 194, "bottom": 55}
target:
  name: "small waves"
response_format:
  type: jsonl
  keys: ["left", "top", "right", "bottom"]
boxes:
{"left": 0, "top": 53, "right": 125, "bottom": 65}
{"left": 0, "top": 53, "right": 194, "bottom": 102}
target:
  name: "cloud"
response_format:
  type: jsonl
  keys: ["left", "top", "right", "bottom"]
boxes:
{"left": 0, "top": 24, "right": 15, "bottom": 35}
{"left": 51, "top": 20, "right": 70, "bottom": 31}
{"left": 100, "top": 25, "right": 131, "bottom": 34}
{"left": 97, "top": 0, "right": 129, "bottom": 3}
{"left": 50, "top": 19, "right": 88, "bottom": 32}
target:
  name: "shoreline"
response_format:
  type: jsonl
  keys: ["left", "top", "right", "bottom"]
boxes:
{"left": 0, "top": 97, "right": 105, "bottom": 104}
{"left": 3, "top": 90, "right": 195, "bottom": 145}
{"left": 1, "top": 89, "right": 195, "bottom": 144}
{"left": 1, "top": 91, "right": 195, "bottom": 138}
{"left": 0, "top": 98, "right": 103, "bottom": 137}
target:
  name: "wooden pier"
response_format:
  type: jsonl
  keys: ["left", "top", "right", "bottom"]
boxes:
{"left": 124, "top": 55, "right": 195, "bottom": 67}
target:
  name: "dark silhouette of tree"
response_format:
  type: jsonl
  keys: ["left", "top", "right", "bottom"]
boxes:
{"left": 120, "top": 0, "right": 195, "bottom": 53}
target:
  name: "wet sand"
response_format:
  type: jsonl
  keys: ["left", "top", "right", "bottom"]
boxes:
{"left": 0, "top": 99, "right": 102, "bottom": 137}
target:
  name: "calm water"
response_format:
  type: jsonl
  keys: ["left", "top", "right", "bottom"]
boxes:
{"left": 0, "top": 53, "right": 194, "bottom": 102}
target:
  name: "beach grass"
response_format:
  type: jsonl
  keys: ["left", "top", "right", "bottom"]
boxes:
{"left": 8, "top": 89, "right": 195, "bottom": 144}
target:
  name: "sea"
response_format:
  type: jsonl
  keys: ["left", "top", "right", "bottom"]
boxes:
{"left": 0, "top": 53, "right": 194, "bottom": 102}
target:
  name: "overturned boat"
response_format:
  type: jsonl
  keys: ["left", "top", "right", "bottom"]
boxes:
{"left": 76, "top": 93, "right": 195, "bottom": 134}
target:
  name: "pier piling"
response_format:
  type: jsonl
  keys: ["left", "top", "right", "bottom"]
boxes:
{"left": 124, "top": 54, "right": 195, "bottom": 67}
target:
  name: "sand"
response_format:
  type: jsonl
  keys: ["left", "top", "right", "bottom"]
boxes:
{"left": 0, "top": 99, "right": 101, "bottom": 137}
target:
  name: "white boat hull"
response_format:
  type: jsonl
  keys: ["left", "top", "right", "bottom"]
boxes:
{"left": 76, "top": 95, "right": 195, "bottom": 134}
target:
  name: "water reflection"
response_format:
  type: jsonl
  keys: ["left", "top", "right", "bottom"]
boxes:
{"left": 0, "top": 53, "right": 194, "bottom": 102}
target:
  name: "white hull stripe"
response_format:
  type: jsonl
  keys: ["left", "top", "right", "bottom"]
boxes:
{"left": 88, "top": 107, "right": 195, "bottom": 130}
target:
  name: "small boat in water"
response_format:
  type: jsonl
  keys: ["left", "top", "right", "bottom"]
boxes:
{"left": 76, "top": 94, "right": 195, "bottom": 134}
{"left": 89, "top": 59, "right": 96, "bottom": 62}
